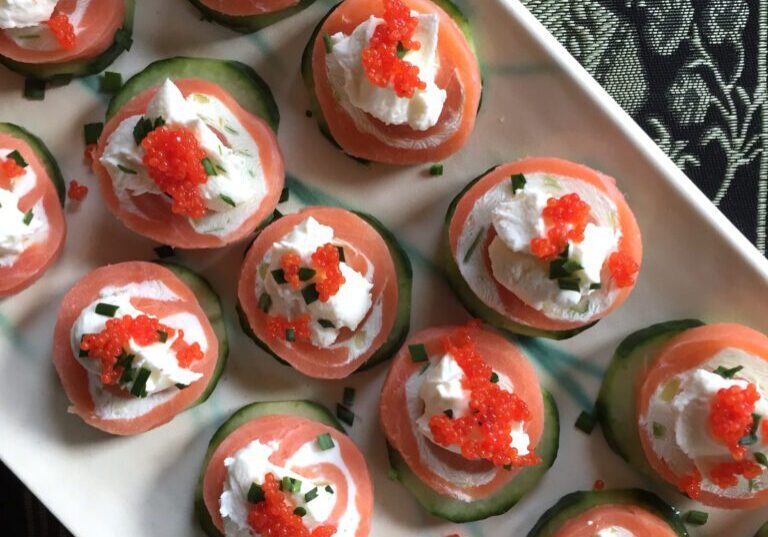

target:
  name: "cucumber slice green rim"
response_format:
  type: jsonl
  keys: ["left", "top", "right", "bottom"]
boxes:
{"left": 194, "top": 400, "right": 344, "bottom": 537}
{"left": 0, "top": 122, "right": 66, "bottom": 206}
{"left": 188, "top": 0, "right": 317, "bottom": 34}
{"left": 387, "top": 389, "right": 559, "bottom": 522}
{"left": 237, "top": 209, "right": 412, "bottom": 374}
{"left": 596, "top": 319, "right": 704, "bottom": 478}
{"left": 300, "top": 0, "right": 479, "bottom": 160}
{"left": 0, "top": 0, "right": 135, "bottom": 82}
{"left": 527, "top": 488, "right": 689, "bottom": 537}
{"left": 154, "top": 261, "right": 229, "bottom": 408}
{"left": 755, "top": 521, "right": 768, "bottom": 537}
{"left": 442, "top": 165, "right": 596, "bottom": 340}
{"left": 106, "top": 56, "right": 279, "bottom": 132}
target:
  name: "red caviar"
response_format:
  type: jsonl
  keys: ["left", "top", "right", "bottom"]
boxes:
{"left": 530, "top": 193, "right": 591, "bottom": 260}
{"left": 266, "top": 315, "right": 312, "bottom": 343}
{"left": 248, "top": 473, "right": 337, "bottom": 537}
{"left": 709, "top": 383, "right": 759, "bottom": 460}
{"left": 709, "top": 460, "right": 762, "bottom": 489}
{"left": 68, "top": 180, "right": 89, "bottom": 202}
{"left": 141, "top": 126, "right": 208, "bottom": 219}
{"left": 593, "top": 479, "right": 605, "bottom": 491}
{"left": 80, "top": 314, "right": 202, "bottom": 385}
{"left": 677, "top": 469, "right": 702, "bottom": 499}
{"left": 47, "top": 13, "right": 76, "bottom": 50}
{"left": 281, "top": 252, "right": 302, "bottom": 290}
{"left": 311, "top": 244, "right": 345, "bottom": 302}
{"left": 361, "top": 0, "right": 426, "bottom": 98}
{"left": 763, "top": 421, "right": 768, "bottom": 444}
{"left": 429, "top": 326, "right": 540, "bottom": 468}
{"left": 608, "top": 251, "right": 639, "bottom": 288}
{"left": 0, "top": 157, "right": 25, "bottom": 189}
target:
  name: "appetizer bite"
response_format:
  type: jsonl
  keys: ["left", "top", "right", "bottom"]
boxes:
{"left": 0, "top": 0, "right": 134, "bottom": 83}
{"left": 597, "top": 321, "right": 768, "bottom": 509}
{"left": 238, "top": 206, "right": 411, "bottom": 379}
{"left": 0, "top": 122, "right": 65, "bottom": 296}
{"left": 527, "top": 488, "right": 688, "bottom": 537}
{"left": 302, "top": 0, "right": 481, "bottom": 164}
{"left": 197, "top": 400, "right": 372, "bottom": 537}
{"left": 444, "top": 157, "right": 642, "bottom": 339}
{"left": 189, "top": 0, "right": 317, "bottom": 34}
{"left": 379, "top": 323, "right": 559, "bottom": 521}
{"left": 93, "top": 57, "right": 284, "bottom": 249}
{"left": 52, "top": 261, "right": 227, "bottom": 435}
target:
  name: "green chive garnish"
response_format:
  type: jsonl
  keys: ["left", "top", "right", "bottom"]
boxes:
{"left": 130, "top": 367, "right": 151, "bottom": 398}
{"left": 396, "top": 42, "right": 407, "bottom": 58}
{"left": 298, "top": 267, "right": 316, "bottom": 281}
{"left": 510, "top": 173, "right": 526, "bottom": 194}
{"left": 279, "top": 187, "right": 290, "bottom": 203}
{"left": 305, "top": 110, "right": 313, "bottom": 118}
{"left": 117, "top": 353, "right": 135, "bottom": 384}
{"left": 22, "top": 210, "right": 33, "bottom": 226}
{"left": 120, "top": 365, "right": 136, "bottom": 385}
{"left": 739, "top": 413, "right": 762, "bottom": 446}
{"left": 575, "top": 410, "right": 596, "bottom": 434}
{"left": 443, "top": 409, "right": 453, "bottom": 418}
{"left": 247, "top": 483, "right": 265, "bottom": 503}
{"left": 684, "top": 510, "right": 708, "bottom": 525}
{"left": 116, "top": 164, "right": 137, "bottom": 175}
{"left": 343, "top": 387, "right": 356, "bottom": 408}
{"left": 258, "top": 293, "right": 272, "bottom": 313}
{"left": 325, "top": 485, "right": 334, "bottom": 494}
{"left": 115, "top": 28, "right": 133, "bottom": 50}
{"left": 490, "top": 372, "right": 499, "bottom": 383}
{"left": 756, "top": 452, "right": 768, "bottom": 466}
{"left": 83, "top": 122, "right": 103, "bottom": 145}
{"left": 78, "top": 338, "right": 89, "bottom": 357}
{"left": 336, "top": 246, "right": 346, "bottom": 263}
{"left": 6, "top": 150, "right": 27, "bottom": 168}
{"left": 323, "top": 34, "right": 333, "bottom": 53}
{"left": 429, "top": 164, "right": 444, "bottom": 176}
{"left": 652, "top": 422, "right": 666, "bottom": 438}
{"left": 294, "top": 507, "right": 307, "bottom": 517}
{"left": 387, "top": 468, "right": 399, "bottom": 481}
{"left": 157, "top": 330, "right": 168, "bottom": 343}
{"left": 280, "top": 477, "right": 302, "bottom": 493}
{"left": 202, "top": 157, "right": 218, "bottom": 176}
{"left": 317, "top": 433, "right": 334, "bottom": 451}
{"left": 286, "top": 328, "right": 296, "bottom": 342}
{"left": 24, "top": 78, "right": 45, "bottom": 101}
{"left": 95, "top": 303, "right": 119, "bottom": 317}
{"left": 503, "top": 464, "right": 512, "bottom": 471}
{"left": 154, "top": 245, "right": 174, "bottom": 259}
{"left": 713, "top": 365, "right": 743, "bottom": 379}
{"left": 132, "top": 116, "right": 165, "bottom": 146}
{"left": 302, "top": 284, "right": 319, "bottom": 305}
{"left": 463, "top": 228, "right": 485, "bottom": 263}
{"left": 175, "top": 383, "right": 189, "bottom": 390}
{"left": 336, "top": 404, "right": 354, "bottom": 426}
{"left": 304, "top": 487, "right": 319, "bottom": 502}
{"left": 271, "top": 269, "right": 287, "bottom": 284}
{"left": 318, "top": 319, "right": 335, "bottom": 329}
{"left": 558, "top": 277, "right": 581, "bottom": 292}
{"left": 589, "top": 282, "right": 602, "bottom": 290}
{"left": 220, "top": 194, "right": 236, "bottom": 207}
{"left": 100, "top": 71, "right": 122, "bottom": 93}
{"left": 408, "top": 343, "right": 428, "bottom": 362}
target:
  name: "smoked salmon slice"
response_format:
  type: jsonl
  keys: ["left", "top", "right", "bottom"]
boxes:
{"left": 189, "top": 0, "right": 316, "bottom": 34}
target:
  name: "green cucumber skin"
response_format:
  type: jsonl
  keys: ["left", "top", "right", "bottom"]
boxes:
{"left": 238, "top": 210, "right": 412, "bottom": 374}
{"left": 195, "top": 400, "right": 343, "bottom": 537}
{"left": 0, "top": 122, "right": 65, "bottom": 205}
{"left": 442, "top": 166, "right": 596, "bottom": 340}
{"left": 0, "top": 0, "right": 135, "bottom": 81}
{"left": 106, "top": 56, "right": 279, "bottom": 132}
{"left": 189, "top": 0, "right": 317, "bottom": 34}
{"left": 155, "top": 261, "right": 229, "bottom": 408}
{"left": 596, "top": 319, "right": 704, "bottom": 477}
{"left": 527, "top": 488, "right": 689, "bottom": 537}
{"left": 388, "top": 389, "right": 559, "bottom": 522}
{"left": 756, "top": 522, "right": 768, "bottom": 537}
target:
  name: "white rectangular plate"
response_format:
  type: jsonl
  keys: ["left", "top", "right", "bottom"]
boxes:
{"left": 1, "top": 0, "right": 767, "bottom": 535}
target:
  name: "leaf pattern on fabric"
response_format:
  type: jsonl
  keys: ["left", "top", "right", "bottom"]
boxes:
{"left": 633, "top": 0, "right": 694, "bottom": 56}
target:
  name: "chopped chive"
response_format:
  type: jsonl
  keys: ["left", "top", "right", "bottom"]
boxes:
{"left": 325, "top": 485, "right": 334, "bottom": 494}
{"left": 22, "top": 210, "right": 33, "bottom": 226}
{"left": 503, "top": 464, "right": 512, "bottom": 471}
{"left": 336, "top": 246, "right": 346, "bottom": 263}
{"left": 293, "top": 507, "right": 307, "bottom": 517}
{"left": 305, "top": 110, "right": 313, "bottom": 118}
{"left": 342, "top": 387, "right": 356, "bottom": 407}
{"left": 739, "top": 413, "right": 761, "bottom": 446}
{"left": 120, "top": 364, "right": 136, "bottom": 384}
{"left": 749, "top": 478, "right": 758, "bottom": 491}
{"left": 95, "top": 303, "right": 119, "bottom": 317}
{"left": 713, "top": 365, "right": 743, "bottom": 379}
{"left": 100, "top": 71, "right": 122, "bottom": 93}
{"left": 285, "top": 328, "right": 296, "bottom": 342}
{"left": 574, "top": 410, "right": 596, "bottom": 434}
{"left": 408, "top": 343, "right": 428, "bottom": 362}
{"left": 463, "top": 228, "right": 485, "bottom": 263}
{"left": 271, "top": 269, "right": 287, "bottom": 284}
{"left": 302, "top": 284, "right": 319, "bottom": 305}
{"left": 336, "top": 403, "right": 354, "bottom": 426}
{"left": 396, "top": 41, "right": 407, "bottom": 58}
{"left": 220, "top": 194, "right": 236, "bottom": 207}
{"left": 317, "top": 433, "right": 335, "bottom": 451}
{"left": 323, "top": 34, "right": 333, "bottom": 53}
{"left": 116, "top": 352, "right": 133, "bottom": 369}
{"left": 443, "top": 409, "right": 453, "bottom": 418}
{"left": 132, "top": 116, "right": 164, "bottom": 145}
{"left": 279, "top": 187, "right": 290, "bottom": 203}
{"left": 558, "top": 277, "right": 581, "bottom": 292}
{"left": 83, "top": 122, "right": 103, "bottom": 145}
{"left": 157, "top": 330, "right": 168, "bottom": 343}
{"left": 258, "top": 293, "right": 272, "bottom": 313}
{"left": 684, "top": 510, "right": 708, "bottom": 526}
{"left": 304, "top": 487, "right": 319, "bottom": 502}
{"left": 589, "top": 282, "right": 602, "bottom": 290}
{"left": 562, "top": 260, "right": 583, "bottom": 274}
{"left": 130, "top": 367, "right": 152, "bottom": 398}
{"left": 117, "top": 164, "right": 137, "bottom": 175}
{"left": 24, "top": 78, "right": 45, "bottom": 100}
{"left": 419, "top": 363, "right": 429, "bottom": 375}
{"left": 510, "top": 173, "right": 526, "bottom": 194}
{"left": 175, "top": 383, "right": 189, "bottom": 390}
{"left": 78, "top": 340, "right": 89, "bottom": 357}
{"left": 280, "top": 477, "right": 301, "bottom": 493}
{"left": 490, "top": 372, "right": 499, "bottom": 383}
{"left": 223, "top": 125, "right": 238, "bottom": 135}
{"left": 201, "top": 157, "right": 218, "bottom": 176}
{"left": 154, "top": 245, "right": 174, "bottom": 259}
{"left": 6, "top": 150, "right": 27, "bottom": 168}
{"left": 247, "top": 483, "right": 265, "bottom": 503}
{"left": 318, "top": 319, "right": 335, "bottom": 329}
{"left": 387, "top": 468, "right": 399, "bottom": 481}
{"left": 115, "top": 28, "right": 133, "bottom": 50}
{"left": 117, "top": 353, "right": 134, "bottom": 384}
{"left": 429, "top": 164, "right": 444, "bottom": 176}
{"left": 298, "top": 267, "right": 316, "bottom": 281}
{"left": 756, "top": 452, "right": 768, "bottom": 466}
{"left": 652, "top": 422, "right": 666, "bottom": 438}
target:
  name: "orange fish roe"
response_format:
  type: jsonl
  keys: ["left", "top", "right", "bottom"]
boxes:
{"left": 80, "top": 314, "right": 202, "bottom": 385}
{"left": 593, "top": 479, "right": 605, "bottom": 491}
{"left": 141, "top": 126, "right": 209, "bottom": 219}
{"left": 248, "top": 473, "right": 337, "bottom": 537}
{"left": 709, "top": 460, "right": 763, "bottom": 489}
{"left": 608, "top": 251, "right": 639, "bottom": 288}
{"left": 763, "top": 420, "right": 768, "bottom": 444}
{"left": 47, "top": 13, "right": 76, "bottom": 50}
{"left": 361, "top": 0, "right": 426, "bottom": 99}
{"left": 709, "top": 383, "right": 759, "bottom": 460}
{"left": 429, "top": 326, "right": 540, "bottom": 468}
{"left": 677, "top": 469, "right": 702, "bottom": 499}
{"left": 281, "top": 252, "right": 302, "bottom": 290}
{"left": 67, "top": 180, "right": 89, "bottom": 202}
{"left": 266, "top": 315, "right": 312, "bottom": 343}
{"left": 530, "top": 193, "right": 591, "bottom": 260}
{"left": 0, "top": 157, "right": 25, "bottom": 188}
{"left": 311, "top": 243, "right": 345, "bottom": 302}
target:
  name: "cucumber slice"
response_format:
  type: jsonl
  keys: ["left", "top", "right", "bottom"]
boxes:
{"left": 300, "top": 0, "right": 477, "bottom": 157}
{"left": 155, "top": 261, "right": 229, "bottom": 407}
{"left": 527, "top": 488, "right": 688, "bottom": 537}
{"left": 238, "top": 209, "right": 412, "bottom": 373}
{"left": 188, "top": 0, "right": 317, "bottom": 34}
{"left": 756, "top": 522, "right": 768, "bottom": 537}
{"left": 596, "top": 319, "right": 704, "bottom": 477}
{"left": 442, "top": 166, "right": 595, "bottom": 340}
{"left": 0, "top": 122, "right": 65, "bottom": 205}
{"left": 195, "top": 400, "right": 343, "bottom": 537}
{"left": 388, "top": 389, "right": 559, "bottom": 522}
{"left": 106, "top": 56, "right": 279, "bottom": 132}
{"left": 0, "top": 0, "right": 135, "bottom": 82}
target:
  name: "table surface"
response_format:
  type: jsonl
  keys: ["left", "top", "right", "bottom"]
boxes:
{"left": 2, "top": 0, "right": 766, "bottom": 535}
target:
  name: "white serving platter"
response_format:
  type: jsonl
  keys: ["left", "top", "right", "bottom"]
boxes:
{"left": 1, "top": 0, "right": 767, "bottom": 535}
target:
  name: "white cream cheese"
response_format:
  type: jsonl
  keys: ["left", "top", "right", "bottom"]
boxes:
{"left": 258, "top": 217, "right": 374, "bottom": 349}
{"left": 100, "top": 79, "right": 267, "bottom": 237}
{"left": 596, "top": 527, "right": 635, "bottom": 537}
{"left": 3, "top": 0, "right": 91, "bottom": 51}
{"left": 326, "top": 12, "right": 446, "bottom": 131}
{"left": 0, "top": 0, "right": 56, "bottom": 29}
